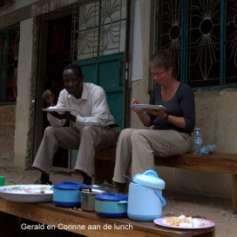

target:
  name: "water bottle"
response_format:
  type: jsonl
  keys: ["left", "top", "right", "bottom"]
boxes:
{"left": 199, "top": 144, "right": 216, "bottom": 156}
{"left": 192, "top": 128, "right": 203, "bottom": 155}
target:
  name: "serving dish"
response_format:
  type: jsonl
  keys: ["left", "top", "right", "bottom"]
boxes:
{"left": 0, "top": 184, "right": 53, "bottom": 202}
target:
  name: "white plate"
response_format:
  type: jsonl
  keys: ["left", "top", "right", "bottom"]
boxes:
{"left": 42, "top": 107, "right": 72, "bottom": 113}
{"left": 130, "top": 104, "right": 166, "bottom": 111}
{"left": 154, "top": 216, "right": 215, "bottom": 230}
{"left": 0, "top": 185, "right": 53, "bottom": 203}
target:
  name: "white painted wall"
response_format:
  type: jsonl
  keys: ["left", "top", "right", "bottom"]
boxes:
{"left": 131, "top": 0, "right": 144, "bottom": 81}
{"left": 14, "top": 18, "right": 34, "bottom": 168}
{"left": 130, "top": 0, "right": 151, "bottom": 128}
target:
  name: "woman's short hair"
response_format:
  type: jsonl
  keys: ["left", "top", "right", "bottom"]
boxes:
{"left": 151, "top": 49, "right": 178, "bottom": 78}
{"left": 63, "top": 64, "right": 83, "bottom": 79}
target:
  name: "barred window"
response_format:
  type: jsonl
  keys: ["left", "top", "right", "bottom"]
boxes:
{"left": 71, "top": 0, "right": 127, "bottom": 60}
{"left": 0, "top": 0, "right": 13, "bottom": 8}
{"left": 151, "top": 0, "right": 237, "bottom": 87}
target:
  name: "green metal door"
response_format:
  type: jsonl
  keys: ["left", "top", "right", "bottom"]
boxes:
{"left": 71, "top": 0, "right": 128, "bottom": 129}
{"left": 79, "top": 53, "right": 125, "bottom": 128}
{"left": 69, "top": 53, "right": 125, "bottom": 169}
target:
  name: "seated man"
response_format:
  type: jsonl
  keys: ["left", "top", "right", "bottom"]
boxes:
{"left": 33, "top": 64, "right": 117, "bottom": 184}
{"left": 113, "top": 49, "right": 195, "bottom": 190}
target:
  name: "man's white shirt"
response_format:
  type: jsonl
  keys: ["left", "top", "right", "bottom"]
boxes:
{"left": 47, "top": 82, "right": 115, "bottom": 127}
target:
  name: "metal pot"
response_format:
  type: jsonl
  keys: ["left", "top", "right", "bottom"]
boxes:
{"left": 80, "top": 185, "right": 108, "bottom": 212}
{"left": 91, "top": 184, "right": 113, "bottom": 193}
{"left": 80, "top": 189, "right": 96, "bottom": 212}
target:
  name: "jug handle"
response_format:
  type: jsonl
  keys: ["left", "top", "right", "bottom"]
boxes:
{"left": 155, "top": 190, "right": 166, "bottom": 207}
{"left": 143, "top": 169, "right": 159, "bottom": 177}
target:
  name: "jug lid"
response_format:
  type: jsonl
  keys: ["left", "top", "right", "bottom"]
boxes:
{"left": 133, "top": 169, "right": 165, "bottom": 190}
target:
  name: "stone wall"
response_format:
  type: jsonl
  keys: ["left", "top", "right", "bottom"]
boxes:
{"left": 164, "top": 88, "right": 237, "bottom": 199}
{"left": 0, "top": 105, "right": 15, "bottom": 165}
{"left": 195, "top": 88, "right": 237, "bottom": 153}
{"left": 0, "top": 0, "right": 38, "bottom": 16}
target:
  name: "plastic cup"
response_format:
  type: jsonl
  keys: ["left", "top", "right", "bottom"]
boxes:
{"left": 0, "top": 176, "right": 5, "bottom": 186}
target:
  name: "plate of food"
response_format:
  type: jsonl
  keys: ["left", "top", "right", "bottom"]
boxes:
{"left": 130, "top": 104, "right": 166, "bottom": 111}
{"left": 154, "top": 215, "right": 215, "bottom": 230}
{"left": 0, "top": 184, "right": 53, "bottom": 202}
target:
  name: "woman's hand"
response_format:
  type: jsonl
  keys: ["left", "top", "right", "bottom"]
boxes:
{"left": 131, "top": 98, "right": 142, "bottom": 113}
{"left": 130, "top": 98, "right": 153, "bottom": 126}
{"left": 145, "top": 109, "right": 168, "bottom": 119}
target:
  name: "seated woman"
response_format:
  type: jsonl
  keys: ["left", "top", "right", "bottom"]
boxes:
{"left": 113, "top": 49, "right": 195, "bottom": 187}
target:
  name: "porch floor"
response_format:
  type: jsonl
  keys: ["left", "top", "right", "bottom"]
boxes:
{"left": 0, "top": 165, "right": 236, "bottom": 237}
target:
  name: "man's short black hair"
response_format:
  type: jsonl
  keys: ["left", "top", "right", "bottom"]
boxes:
{"left": 63, "top": 64, "right": 83, "bottom": 78}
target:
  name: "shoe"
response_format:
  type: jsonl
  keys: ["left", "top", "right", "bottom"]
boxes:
{"left": 34, "top": 172, "right": 52, "bottom": 185}
{"left": 34, "top": 178, "right": 52, "bottom": 185}
{"left": 83, "top": 176, "right": 92, "bottom": 185}
{"left": 75, "top": 169, "right": 92, "bottom": 185}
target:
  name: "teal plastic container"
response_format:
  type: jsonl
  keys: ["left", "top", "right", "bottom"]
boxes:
{"left": 53, "top": 181, "right": 87, "bottom": 207}
{"left": 95, "top": 193, "right": 128, "bottom": 217}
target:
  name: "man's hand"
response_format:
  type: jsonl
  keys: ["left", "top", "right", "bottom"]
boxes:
{"left": 49, "top": 111, "right": 76, "bottom": 122}
{"left": 42, "top": 89, "right": 55, "bottom": 107}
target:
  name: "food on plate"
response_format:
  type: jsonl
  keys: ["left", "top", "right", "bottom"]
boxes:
{"left": 164, "top": 215, "right": 206, "bottom": 228}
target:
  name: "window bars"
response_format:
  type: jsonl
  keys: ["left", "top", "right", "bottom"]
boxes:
{"left": 71, "top": 0, "right": 127, "bottom": 60}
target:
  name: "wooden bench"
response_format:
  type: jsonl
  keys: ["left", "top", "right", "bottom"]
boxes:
{"left": 0, "top": 199, "right": 215, "bottom": 237}
{"left": 94, "top": 145, "right": 117, "bottom": 182}
{"left": 95, "top": 148, "right": 237, "bottom": 213}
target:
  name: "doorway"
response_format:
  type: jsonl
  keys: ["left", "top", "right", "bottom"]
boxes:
{"left": 45, "top": 15, "right": 72, "bottom": 97}
{"left": 33, "top": 12, "right": 72, "bottom": 168}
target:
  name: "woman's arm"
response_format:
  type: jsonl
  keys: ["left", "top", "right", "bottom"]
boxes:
{"left": 166, "top": 85, "right": 195, "bottom": 131}
{"left": 136, "top": 110, "right": 152, "bottom": 127}
{"left": 146, "top": 85, "right": 195, "bottom": 131}
{"left": 145, "top": 109, "right": 186, "bottom": 128}
{"left": 166, "top": 114, "right": 186, "bottom": 128}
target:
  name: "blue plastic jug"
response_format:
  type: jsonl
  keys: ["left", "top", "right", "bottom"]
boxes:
{"left": 127, "top": 169, "right": 166, "bottom": 221}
